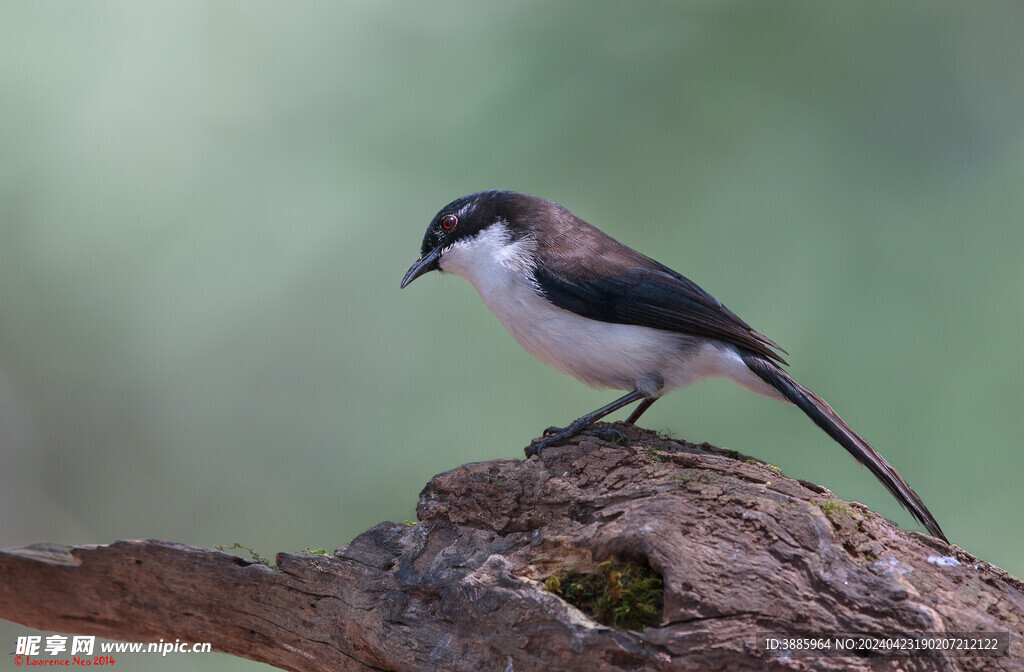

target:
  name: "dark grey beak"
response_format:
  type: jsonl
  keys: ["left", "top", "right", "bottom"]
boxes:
{"left": 400, "top": 246, "right": 442, "bottom": 288}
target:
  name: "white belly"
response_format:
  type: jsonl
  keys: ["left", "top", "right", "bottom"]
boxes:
{"left": 438, "top": 224, "right": 785, "bottom": 401}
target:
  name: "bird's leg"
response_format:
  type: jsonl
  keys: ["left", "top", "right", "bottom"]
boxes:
{"left": 527, "top": 390, "right": 646, "bottom": 456}
{"left": 625, "top": 397, "right": 658, "bottom": 425}
{"left": 546, "top": 395, "right": 658, "bottom": 434}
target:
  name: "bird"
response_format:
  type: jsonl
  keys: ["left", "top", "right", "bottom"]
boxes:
{"left": 400, "top": 189, "right": 946, "bottom": 541}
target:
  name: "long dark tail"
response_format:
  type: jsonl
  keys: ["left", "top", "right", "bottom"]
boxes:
{"left": 740, "top": 351, "right": 947, "bottom": 542}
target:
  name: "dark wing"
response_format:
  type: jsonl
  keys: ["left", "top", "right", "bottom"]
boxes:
{"left": 534, "top": 264, "right": 787, "bottom": 365}
{"left": 509, "top": 192, "right": 785, "bottom": 363}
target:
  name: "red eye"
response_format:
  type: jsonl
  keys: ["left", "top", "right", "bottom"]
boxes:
{"left": 441, "top": 214, "right": 458, "bottom": 230}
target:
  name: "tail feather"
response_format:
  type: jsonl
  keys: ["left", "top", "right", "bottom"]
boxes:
{"left": 740, "top": 351, "right": 947, "bottom": 542}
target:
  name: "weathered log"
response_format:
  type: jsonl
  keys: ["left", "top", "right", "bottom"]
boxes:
{"left": 1, "top": 424, "right": 1021, "bottom": 671}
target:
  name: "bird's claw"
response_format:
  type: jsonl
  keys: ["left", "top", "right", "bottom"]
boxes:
{"left": 525, "top": 425, "right": 627, "bottom": 458}
{"left": 526, "top": 431, "right": 568, "bottom": 457}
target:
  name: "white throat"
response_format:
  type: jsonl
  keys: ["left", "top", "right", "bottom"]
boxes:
{"left": 438, "top": 222, "right": 537, "bottom": 295}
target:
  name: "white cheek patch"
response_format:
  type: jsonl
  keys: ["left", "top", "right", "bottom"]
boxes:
{"left": 439, "top": 223, "right": 535, "bottom": 289}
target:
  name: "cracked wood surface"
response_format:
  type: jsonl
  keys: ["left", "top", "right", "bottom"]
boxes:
{"left": 1, "top": 424, "right": 1021, "bottom": 671}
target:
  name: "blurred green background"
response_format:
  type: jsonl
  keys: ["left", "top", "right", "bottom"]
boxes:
{"left": 2, "top": 2, "right": 1022, "bottom": 670}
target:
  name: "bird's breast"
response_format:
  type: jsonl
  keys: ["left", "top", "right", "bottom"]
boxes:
{"left": 483, "top": 281, "right": 690, "bottom": 393}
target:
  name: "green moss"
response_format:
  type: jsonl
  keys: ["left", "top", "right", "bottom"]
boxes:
{"left": 767, "top": 464, "right": 781, "bottom": 474}
{"left": 671, "top": 469, "right": 720, "bottom": 486}
{"left": 745, "top": 459, "right": 757, "bottom": 465}
{"left": 818, "top": 500, "right": 854, "bottom": 518}
{"left": 644, "top": 445, "right": 664, "bottom": 462}
{"left": 298, "top": 547, "right": 329, "bottom": 556}
{"left": 403, "top": 520, "right": 418, "bottom": 526}
{"left": 215, "top": 542, "right": 276, "bottom": 569}
{"left": 544, "top": 560, "right": 663, "bottom": 631}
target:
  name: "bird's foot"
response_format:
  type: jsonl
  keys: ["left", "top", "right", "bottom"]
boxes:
{"left": 525, "top": 435, "right": 559, "bottom": 457}
{"left": 525, "top": 425, "right": 626, "bottom": 458}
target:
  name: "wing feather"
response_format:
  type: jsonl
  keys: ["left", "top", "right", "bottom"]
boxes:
{"left": 534, "top": 265, "right": 787, "bottom": 365}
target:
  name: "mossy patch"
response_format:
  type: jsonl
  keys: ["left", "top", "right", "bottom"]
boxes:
{"left": 818, "top": 500, "right": 854, "bottom": 519}
{"left": 215, "top": 542, "right": 276, "bottom": 569}
{"left": 644, "top": 445, "right": 664, "bottom": 462}
{"left": 297, "top": 547, "right": 329, "bottom": 556}
{"left": 671, "top": 469, "right": 720, "bottom": 486}
{"left": 544, "top": 560, "right": 663, "bottom": 630}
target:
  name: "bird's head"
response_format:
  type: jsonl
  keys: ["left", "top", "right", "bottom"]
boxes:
{"left": 400, "top": 190, "right": 540, "bottom": 288}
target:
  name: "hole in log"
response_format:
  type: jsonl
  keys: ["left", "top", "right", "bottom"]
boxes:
{"left": 544, "top": 558, "right": 663, "bottom": 631}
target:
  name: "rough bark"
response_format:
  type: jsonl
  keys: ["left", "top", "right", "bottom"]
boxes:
{"left": 1, "top": 424, "right": 1021, "bottom": 671}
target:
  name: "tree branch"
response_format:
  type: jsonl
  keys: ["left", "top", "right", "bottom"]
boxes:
{"left": 2, "top": 425, "right": 1021, "bottom": 671}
